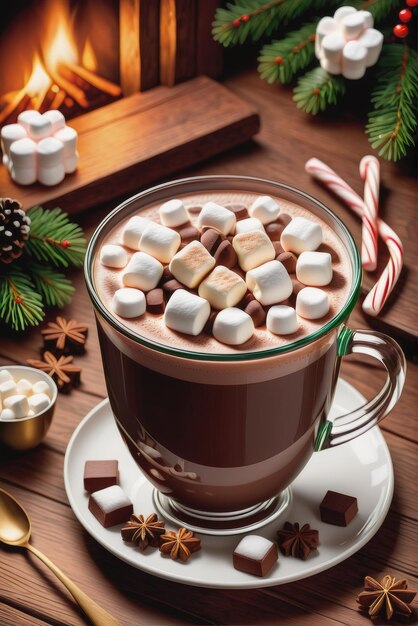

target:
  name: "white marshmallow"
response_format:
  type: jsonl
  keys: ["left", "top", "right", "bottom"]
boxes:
{"left": 246, "top": 260, "right": 293, "bottom": 306}
{"left": 315, "top": 16, "right": 339, "bottom": 58}
{"left": 341, "top": 12, "right": 366, "bottom": 41}
{"left": 281, "top": 217, "right": 322, "bottom": 254}
{"left": 267, "top": 305, "right": 298, "bottom": 335}
{"left": 197, "top": 202, "right": 236, "bottom": 235}
{"left": 321, "top": 58, "right": 342, "bottom": 75}
{"left": 159, "top": 199, "right": 189, "bottom": 228}
{"left": 164, "top": 289, "right": 210, "bottom": 336}
{"left": 0, "top": 408, "right": 16, "bottom": 420}
{"left": 54, "top": 126, "right": 78, "bottom": 173}
{"left": 333, "top": 6, "right": 356, "bottom": 23}
{"left": 9, "top": 137, "right": 37, "bottom": 169}
{"left": 358, "top": 28, "right": 383, "bottom": 67}
{"left": 0, "top": 370, "right": 14, "bottom": 384}
{"left": 213, "top": 307, "right": 254, "bottom": 346}
{"left": 235, "top": 217, "right": 265, "bottom": 235}
{"left": 122, "top": 251, "right": 163, "bottom": 291}
{"left": 99, "top": 244, "right": 128, "bottom": 269}
{"left": 17, "top": 110, "right": 42, "bottom": 133}
{"left": 91, "top": 484, "right": 132, "bottom": 514}
{"left": 198, "top": 266, "right": 247, "bottom": 309}
{"left": 28, "top": 393, "right": 50, "bottom": 415}
{"left": 38, "top": 165, "right": 66, "bottom": 186}
{"left": 248, "top": 195, "right": 280, "bottom": 224}
{"left": 169, "top": 240, "right": 215, "bottom": 288}
{"left": 37, "top": 137, "right": 65, "bottom": 186}
{"left": 234, "top": 535, "right": 274, "bottom": 561}
{"left": 4, "top": 394, "right": 29, "bottom": 418}
{"left": 342, "top": 40, "right": 367, "bottom": 80}
{"left": 43, "top": 110, "right": 66, "bottom": 133}
{"left": 112, "top": 287, "right": 146, "bottom": 318}
{"left": 140, "top": 222, "right": 181, "bottom": 263}
{"left": 357, "top": 10, "right": 374, "bottom": 29}
{"left": 122, "top": 216, "right": 151, "bottom": 250}
{"left": 27, "top": 115, "right": 53, "bottom": 141}
{"left": 1, "top": 124, "right": 27, "bottom": 161}
{"left": 0, "top": 380, "right": 18, "bottom": 400}
{"left": 10, "top": 166, "right": 37, "bottom": 186}
{"left": 322, "top": 33, "right": 345, "bottom": 64}
{"left": 233, "top": 231, "right": 275, "bottom": 272}
{"left": 32, "top": 380, "right": 52, "bottom": 398}
{"left": 16, "top": 379, "right": 33, "bottom": 397}
{"left": 296, "top": 251, "right": 333, "bottom": 286}
{"left": 296, "top": 287, "right": 330, "bottom": 319}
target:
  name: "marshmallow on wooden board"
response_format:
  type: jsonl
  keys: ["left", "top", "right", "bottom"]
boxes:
{"left": 164, "top": 289, "right": 210, "bottom": 336}
{"left": 17, "top": 110, "right": 43, "bottom": 133}
{"left": 0, "top": 370, "right": 13, "bottom": 384}
{"left": 3, "top": 394, "right": 29, "bottom": 418}
{"left": 54, "top": 126, "right": 78, "bottom": 173}
{"left": 315, "top": 16, "right": 338, "bottom": 58}
{"left": 246, "top": 260, "right": 293, "bottom": 306}
{"left": 159, "top": 199, "right": 189, "bottom": 228}
{"left": 248, "top": 196, "right": 280, "bottom": 224}
{"left": 112, "top": 287, "right": 146, "bottom": 318}
{"left": 341, "top": 12, "right": 366, "bottom": 41}
{"left": 140, "top": 222, "right": 181, "bottom": 263}
{"left": 213, "top": 307, "right": 254, "bottom": 346}
{"left": 28, "top": 393, "right": 50, "bottom": 415}
{"left": 9, "top": 138, "right": 37, "bottom": 185}
{"left": 342, "top": 41, "right": 367, "bottom": 79}
{"left": 0, "top": 408, "right": 16, "bottom": 420}
{"left": 169, "top": 240, "right": 215, "bottom": 288}
{"left": 27, "top": 115, "right": 53, "bottom": 141}
{"left": 233, "top": 231, "right": 275, "bottom": 272}
{"left": 296, "top": 251, "right": 333, "bottom": 286}
{"left": 197, "top": 202, "right": 236, "bottom": 235}
{"left": 267, "top": 305, "right": 298, "bottom": 335}
{"left": 357, "top": 28, "right": 383, "bottom": 67}
{"left": 235, "top": 217, "right": 265, "bottom": 235}
{"left": 296, "top": 287, "right": 330, "bottom": 319}
{"left": 281, "top": 217, "right": 322, "bottom": 254}
{"left": 43, "top": 110, "right": 66, "bottom": 133}
{"left": 122, "top": 215, "right": 151, "bottom": 250}
{"left": 100, "top": 244, "right": 128, "bottom": 269}
{"left": 1, "top": 124, "right": 27, "bottom": 164}
{"left": 16, "top": 379, "right": 33, "bottom": 397}
{"left": 198, "top": 266, "right": 247, "bottom": 310}
{"left": 122, "top": 251, "right": 163, "bottom": 291}
{"left": 0, "top": 379, "right": 18, "bottom": 400}
{"left": 37, "top": 137, "right": 65, "bottom": 186}
{"left": 32, "top": 380, "right": 52, "bottom": 398}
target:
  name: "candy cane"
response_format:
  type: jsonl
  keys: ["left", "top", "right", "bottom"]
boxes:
{"left": 305, "top": 158, "right": 404, "bottom": 317}
{"left": 359, "top": 155, "right": 379, "bottom": 272}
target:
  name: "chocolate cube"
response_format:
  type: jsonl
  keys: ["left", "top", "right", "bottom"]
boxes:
{"left": 88, "top": 485, "right": 133, "bottom": 528}
{"left": 84, "top": 460, "right": 118, "bottom": 493}
{"left": 233, "top": 535, "right": 278, "bottom": 577}
{"left": 319, "top": 490, "right": 358, "bottom": 526}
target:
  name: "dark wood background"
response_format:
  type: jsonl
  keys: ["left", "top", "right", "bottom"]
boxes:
{"left": 0, "top": 67, "right": 417, "bottom": 625}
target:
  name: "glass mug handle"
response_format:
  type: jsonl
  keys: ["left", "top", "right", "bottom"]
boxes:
{"left": 315, "top": 326, "right": 406, "bottom": 451}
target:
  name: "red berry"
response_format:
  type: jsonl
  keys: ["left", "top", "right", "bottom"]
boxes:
{"left": 15, "top": 297, "right": 22, "bottom": 304}
{"left": 399, "top": 8, "right": 412, "bottom": 21}
{"left": 393, "top": 23, "right": 409, "bottom": 38}
{"left": 275, "top": 56, "right": 284, "bottom": 64}
{"left": 232, "top": 18, "right": 240, "bottom": 27}
{"left": 61, "top": 240, "right": 71, "bottom": 248}
{"left": 406, "top": 0, "right": 417, "bottom": 6}
{"left": 241, "top": 14, "right": 250, "bottom": 22}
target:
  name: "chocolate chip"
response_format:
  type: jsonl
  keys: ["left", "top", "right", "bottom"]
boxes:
{"left": 187, "top": 205, "right": 202, "bottom": 215}
{"left": 214, "top": 240, "right": 238, "bottom": 268}
{"left": 159, "top": 266, "right": 173, "bottom": 285}
{"left": 319, "top": 490, "right": 358, "bottom": 527}
{"left": 273, "top": 241, "right": 285, "bottom": 256}
{"left": 225, "top": 204, "right": 249, "bottom": 220}
{"left": 278, "top": 252, "right": 297, "bottom": 274}
{"left": 203, "top": 311, "right": 218, "bottom": 334}
{"left": 162, "top": 279, "right": 184, "bottom": 297}
{"left": 146, "top": 288, "right": 165, "bottom": 314}
{"left": 265, "top": 223, "right": 284, "bottom": 241}
{"left": 244, "top": 300, "right": 266, "bottom": 327}
{"left": 277, "top": 213, "right": 292, "bottom": 227}
{"left": 291, "top": 278, "right": 305, "bottom": 294}
{"left": 200, "top": 228, "right": 225, "bottom": 254}
{"left": 179, "top": 225, "right": 200, "bottom": 246}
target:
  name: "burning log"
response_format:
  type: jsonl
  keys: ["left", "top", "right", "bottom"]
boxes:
{"left": 0, "top": 90, "right": 31, "bottom": 126}
{"left": 59, "top": 63, "right": 122, "bottom": 98}
{"left": 47, "top": 68, "right": 89, "bottom": 109}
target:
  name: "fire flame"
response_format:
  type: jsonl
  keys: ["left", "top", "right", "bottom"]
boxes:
{"left": 44, "top": 7, "right": 78, "bottom": 73}
{"left": 82, "top": 39, "right": 98, "bottom": 72}
{"left": 25, "top": 54, "right": 51, "bottom": 105}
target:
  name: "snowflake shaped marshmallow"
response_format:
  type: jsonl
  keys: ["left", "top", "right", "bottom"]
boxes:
{"left": 315, "top": 6, "right": 384, "bottom": 80}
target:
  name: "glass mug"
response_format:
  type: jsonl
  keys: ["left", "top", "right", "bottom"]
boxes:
{"left": 85, "top": 176, "right": 406, "bottom": 532}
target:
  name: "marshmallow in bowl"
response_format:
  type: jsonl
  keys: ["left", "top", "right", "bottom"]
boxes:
{"left": 164, "top": 289, "right": 210, "bottom": 336}
{"left": 0, "top": 408, "right": 16, "bottom": 420}
{"left": 3, "top": 394, "right": 29, "bottom": 418}
{"left": 169, "top": 240, "right": 215, "bottom": 288}
{"left": 32, "top": 380, "right": 52, "bottom": 398}
{"left": 233, "top": 231, "right": 275, "bottom": 272}
{"left": 0, "top": 379, "right": 18, "bottom": 400}
{"left": 281, "top": 217, "right": 322, "bottom": 254}
{"left": 246, "top": 260, "right": 293, "bottom": 306}
{"left": 296, "top": 251, "right": 333, "bottom": 286}
{"left": 140, "top": 222, "right": 181, "bottom": 263}
{"left": 198, "top": 266, "right": 247, "bottom": 310}
{"left": 213, "top": 307, "right": 254, "bottom": 345}
{"left": 28, "top": 393, "right": 51, "bottom": 415}
{"left": 122, "top": 215, "right": 151, "bottom": 250}
{"left": 0, "top": 370, "right": 13, "bottom": 384}
{"left": 159, "top": 199, "right": 189, "bottom": 228}
{"left": 100, "top": 244, "right": 128, "bottom": 269}
{"left": 112, "top": 288, "right": 146, "bottom": 318}
{"left": 197, "top": 202, "right": 236, "bottom": 236}
{"left": 248, "top": 195, "right": 280, "bottom": 224}
{"left": 122, "top": 251, "right": 163, "bottom": 291}
{"left": 16, "top": 379, "right": 33, "bottom": 397}
{"left": 235, "top": 217, "right": 265, "bottom": 235}
{"left": 267, "top": 305, "right": 298, "bottom": 335}
{"left": 296, "top": 287, "right": 330, "bottom": 319}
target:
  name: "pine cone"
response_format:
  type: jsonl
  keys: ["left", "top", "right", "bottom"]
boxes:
{"left": 0, "top": 198, "right": 31, "bottom": 264}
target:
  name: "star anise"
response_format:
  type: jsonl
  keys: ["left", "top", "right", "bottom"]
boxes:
{"left": 159, "top": 527, "right": 201, "bottom": 562}
{"left": 357, "top": 575, "right": 417, "bottom": 621}
{"left": 27, "top": 351, "right": 81, "bottom": 393}
{"left": 276, "top": 522, "right": 319, "bottom": 560}
{"left": 41, "top": 317, "right": 88, "bottom": 356}
{"left": 121, "top": 514, "right": 165, "bottom": 550}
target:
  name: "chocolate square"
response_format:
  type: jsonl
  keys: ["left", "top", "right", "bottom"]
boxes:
{"left": 233, "top": 535, "right": 278, "bottom": 577}
{"left": 319, "top": 490, "right": 358, "bottom": 526}
{"left": 84, "top": 460, "right": 118, "bottom": 493}
{"left": 88, "top": 485, "right": 133, "bottom": 528}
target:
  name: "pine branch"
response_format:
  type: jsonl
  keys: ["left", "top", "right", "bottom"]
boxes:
{"left": 0, "top": 267, "right": 44, "bottom": 331}
{"left": 213, "top": 0, "right": 333, "bottom": 47}
{"left": 25, "top": 206, "right": 86, "bottom": 268}
{"left": 258, "top": 22, "right": 317, "bottom": 84}
{"left": 29, "top": 261, "right": 75, "bottom": 308}
{"left": 367, "top": 44, "right": 418, "bottom": 161}
{"left": 357, "top": 0, "right": 401, "bottom": 23}
{"left": 293, "top": 67, "right": 346, "bottom": 114}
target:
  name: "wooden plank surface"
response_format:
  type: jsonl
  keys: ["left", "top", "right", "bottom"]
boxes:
{"left": 0, "top": 67, "right": 417, "bottom": 626}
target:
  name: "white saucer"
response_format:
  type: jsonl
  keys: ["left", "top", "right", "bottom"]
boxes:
{"left": 64, "top": 379, "right": 393, "bottom": 589}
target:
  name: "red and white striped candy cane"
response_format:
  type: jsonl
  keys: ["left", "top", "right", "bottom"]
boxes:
{"left": 359, "top": 155, "right": 379, "bottom": 272}
{"left": 305, "top": 158, "right": 404, "bottom": 317}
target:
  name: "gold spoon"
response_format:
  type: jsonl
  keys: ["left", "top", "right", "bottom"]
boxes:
{"left": 0, "top": 487, "right": 122, "bottom": 626}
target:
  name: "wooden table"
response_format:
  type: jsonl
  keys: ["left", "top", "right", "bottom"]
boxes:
{"left": 1, "top": 68, "right": 417, "bottom": 626}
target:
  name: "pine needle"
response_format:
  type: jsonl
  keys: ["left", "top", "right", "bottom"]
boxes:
{"left": 293, "top": 66, "right": 346, "bottom": 114}
{"left": 30, "top": 262, "right": 75, "bottom": 308}
{"left": 0, "top": 267, "right": 44, "bottom": 331}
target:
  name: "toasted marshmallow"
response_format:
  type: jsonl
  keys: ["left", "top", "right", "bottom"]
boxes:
{"left": 197, "top": 202, "right": 236, "bottom": 235}
{"left": 235, "top": 217, "right": 265, "bottom": 235}
{"left": 213, "top": 307, "right": 254, "bottom": 345}
{"left": 267, "top": 305, "right": 298, "bottom": 335}
{"left": 248, "top": 196, "right": 280, "bottom": 224}
{"left": 28, "top": 393, "right": 50, "bottom": 415}
{"left": 246, "top": 260, "right": 293, "bottom": 306}
{"left": 122, "top": 251, "right": 163, "bottom": 291}
{"left": 0, "top": 370, "right": 13, "bottom": 384}
{"left": 112, "top": 288, "right": 146, "bottom": 318}
{"left": 198, "top": 266, "right": 247, "bottom": 310}
{"left": 4, "top": 394, "right": 29, "bottom": 418}
{"left": 296, "top": 287, "right": 330, "bottom": 319}
{"left": 100, "top": 244, "right": 128, "bottom": 269}
{"left": 281, "top": 216, "right": 322, "bottom": 253}
{"left": 296, "top": 251, "right": 333, "bottom": 286}
{"left": 122, "top": 216, "right": 151, "bottom": 250}
{"left": 169, "top": 240, "right": 215, "bottom": 288}
{"left": 140, "top": 222, "right": 181, "bottom": 263}
{"left": 159, "top": 199, "right": 189, "bottom": 227}
{"left": 32, "top": 380, "right": 52, "bottom": 398}
{"left": 233, "top": 231, "right": 275, "bottom": 272}
{"left": 0, "top": 380, "right": 18, "bottom": 400}
{"left": 0, "top": 408, "right": 15, "bottom": 420}
{"left": 16, "top": 379, "right": 33, "bottom": 397}
{"left": 164, "top": 289, "right": 210, "bottom": 336}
